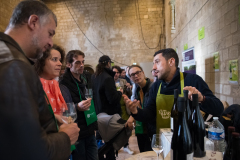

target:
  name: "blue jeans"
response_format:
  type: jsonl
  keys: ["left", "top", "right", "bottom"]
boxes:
{"left": 72, "top": 135, "right": 99, "bottom": 160}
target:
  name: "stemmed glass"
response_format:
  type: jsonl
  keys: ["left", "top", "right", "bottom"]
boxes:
{"left": 152, "top": 134, "right": 164, "bottom": 160}
{"left": 61, "top": 102, "right": 77, "bottom": 124}
{"left": 85, "top": 88, "right": 93, "bottom": 99}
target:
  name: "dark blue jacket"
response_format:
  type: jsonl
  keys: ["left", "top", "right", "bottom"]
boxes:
{"left": 133, "top": 68, "right": 224, "bottom": 123}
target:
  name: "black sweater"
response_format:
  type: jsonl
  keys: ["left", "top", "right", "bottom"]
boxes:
{"left": 133, "top": 68, "right": 224, "bottom": 123}
{"left": 60, "top": 68, "right": 97, "bottom": 139}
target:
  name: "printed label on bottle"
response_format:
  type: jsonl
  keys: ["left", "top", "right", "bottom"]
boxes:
{"left": 187, "top": 152, "right": 193, "bottom": 160}
{"left": 208, "top": 131, "right": 225, "bottom": 140}
{"left": 171, "top": 117, "right": 174, "bottom": 131}
{"left": 170, "top": 149, "right": 173, "bottom": 160}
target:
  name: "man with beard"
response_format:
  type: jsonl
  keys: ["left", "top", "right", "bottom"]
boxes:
{"left": 59, "top": 50, "right": 98, "bottom": 160}
{"left": 124, "top": 48, "right": 224, "bottom": 134}
{"left": 0, "top": 1, "right": 80, "bottom": 160}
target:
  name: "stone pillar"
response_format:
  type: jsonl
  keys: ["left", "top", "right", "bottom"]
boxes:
{"left": 169, "top": 0, "right": 175, "bottom": 34}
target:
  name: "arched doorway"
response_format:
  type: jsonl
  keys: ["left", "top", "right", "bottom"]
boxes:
{"left": 84, "top": 64, "right": 94, "bottom": 74}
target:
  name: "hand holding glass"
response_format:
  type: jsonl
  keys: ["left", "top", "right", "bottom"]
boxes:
{"left": 61, "top": 102, "right": 77, "bottom": 124}
{"left": 152, "top": 134, "right": 164, "bottom": 160}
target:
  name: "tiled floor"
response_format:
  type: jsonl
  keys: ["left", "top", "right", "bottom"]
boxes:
{"left": 117, "top": 131, "right": 140, "bottom": 160}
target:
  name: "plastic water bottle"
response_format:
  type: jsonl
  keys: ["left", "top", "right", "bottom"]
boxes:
{"left": 208, "top": 117, "right": 226, "bottom": 153}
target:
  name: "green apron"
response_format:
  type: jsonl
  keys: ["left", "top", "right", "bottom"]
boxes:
{"left": 44, "top": 92, "right": 76, "bottom": 151}
{"left": 75, "top": 82, "right": 98, "bottom": 126}
{"left": 156, "top": 72, "right": 184, "bottom": 134}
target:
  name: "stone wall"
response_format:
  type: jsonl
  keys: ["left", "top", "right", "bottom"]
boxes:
{"left": 165, "top": 0, "right": 240, "bottom": 105}
{"left": 45, "top": 0, "right": 165, "bottom": 68}
{"left": 0, "top": 0, "right": 23, "bottom": 32}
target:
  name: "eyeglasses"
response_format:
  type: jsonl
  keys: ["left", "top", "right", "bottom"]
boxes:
{"left": 130, "top": 71, "right": 142, "bottom": 77}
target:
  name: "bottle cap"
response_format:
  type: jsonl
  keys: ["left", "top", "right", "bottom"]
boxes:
{"left": 174, "top": 89, "right": 178, "bottom": 98}
{"left": 177, "top": 97, "right": 185, "bottom": 112}
{"left": 228, "top": 126, "right": 235, "bottom": 132}
{"left": 213, "top": 117, "right": 219, "bottom": 120}
{"left": 232, "top": 132, "right": 240, "bottom": 138}
{"left": 192, "top": 94, "right": 198, "bottom": 106}
{"left": 183, "top": 90, "right": 188, "bottom": 100}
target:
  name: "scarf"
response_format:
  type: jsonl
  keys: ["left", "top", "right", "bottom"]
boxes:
{"left": 40, "top": 78, "right": 67, "bottom": 114}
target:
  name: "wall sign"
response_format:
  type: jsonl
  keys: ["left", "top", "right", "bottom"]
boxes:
{"left": 198, "top": 27, "right": 205, "bottom": 40}
{"left": 184, "top": 44, "right": 188, "bottom": 50}
{"left": 213, "top": 52, "right": 219, "bottom": 71}
{"left": 182, "top": 47, "right": 196, "bottom": 74}
{"left": 229, "top": 59, "right": 238, "bottom": 84}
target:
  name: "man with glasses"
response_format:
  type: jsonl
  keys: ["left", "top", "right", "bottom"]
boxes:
{"left": 126, "top": 65, "right": 155, "bottom": 152}
{"left": 124, "top": 48, "right": 223, "bottom": 135}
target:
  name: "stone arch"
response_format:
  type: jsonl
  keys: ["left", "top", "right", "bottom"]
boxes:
{"left": 84, "top": 64, "right": 94, "bottom": 74}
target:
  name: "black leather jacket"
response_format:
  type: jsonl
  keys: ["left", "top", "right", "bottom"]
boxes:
{"left": 0, "top": 32, "right": 71, "bottom": 160}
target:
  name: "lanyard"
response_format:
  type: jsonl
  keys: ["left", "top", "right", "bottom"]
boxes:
{"left": 44, "top": 92, "right": 59, "bottom": 131}
{"left": 75, "top": 81, "right": 83, "bottom": 101}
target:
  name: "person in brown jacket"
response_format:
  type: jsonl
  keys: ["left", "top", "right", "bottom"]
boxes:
{"left": 0, "top": 1, "right": 79, "bottom": 160}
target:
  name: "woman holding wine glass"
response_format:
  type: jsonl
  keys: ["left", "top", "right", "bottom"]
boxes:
{"left": 35, "top": 44, "right": 79, "bottom": 159}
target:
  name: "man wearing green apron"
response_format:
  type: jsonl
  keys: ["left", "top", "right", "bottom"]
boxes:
{"left": 124, "top": 48, "right": 224, "bottom": 135}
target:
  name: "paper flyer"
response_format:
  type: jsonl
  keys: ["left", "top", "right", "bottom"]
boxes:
{"left": 198, "top": 27, "right": 205, "bottom": 40}
{"left": 213, "top": 52, "right": 219, "bottom": 71}
{"left": 229, "top": 59, "right": 238, "bottom": 84}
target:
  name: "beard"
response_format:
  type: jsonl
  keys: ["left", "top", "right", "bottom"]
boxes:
{"left": 31, "top": 35, "right": 44, "bottom": 59}
{"left": 157, "top": 69, "right": 170, "bottom": 81}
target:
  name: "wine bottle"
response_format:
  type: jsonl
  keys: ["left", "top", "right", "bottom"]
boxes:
{"left": 231, "top": 132, "right": 240, "bottom": 160}
{"left": 191, "top": 94, "right": 206, "bottom": 157}
{"left": 171, "top": 89, "right": 178, "bottom": 132}
{"left": 171, "top": 97, "right": 193, "bottom": 160}
{"left": 223, "top": 126, "right": 235, "bottom": 160}
{"left": 183, "top": 90, "right": 191, "bottom": 126}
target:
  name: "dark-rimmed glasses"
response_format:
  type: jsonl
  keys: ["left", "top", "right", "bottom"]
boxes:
{"left": 130, "top": 70, "right": 142, "bottom": 77}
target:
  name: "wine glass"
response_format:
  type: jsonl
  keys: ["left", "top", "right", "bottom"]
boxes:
{"left": 85, "top": 88, "right": 93, "bottom": 99}
{"left": 152, "top": 134, "right": 164, "bottom": 160}
{"left": 61, "top": 102, "right": 77, "bottom": 124}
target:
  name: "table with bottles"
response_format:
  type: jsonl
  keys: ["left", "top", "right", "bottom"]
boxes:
{"left": 160, "top": 128, "right": 223, "bottom": 160}
{"left": 126, "top": 128, "right": 223, "bottom": 160}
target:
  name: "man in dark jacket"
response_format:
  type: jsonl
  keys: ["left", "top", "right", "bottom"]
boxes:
{"left": 60, "top": 50, "right": 98, "bottom": 160}
{"left": 124, "top": 48, "right": 224, "bottom": 134}
{"left": 91, "top": 55, "right": 123, "bottom": 160}
{"left": 0, "top": 1, "right": 80, "bottom": 160}
{"left": 92, "top": 55, "right": 123, "bottom": 115}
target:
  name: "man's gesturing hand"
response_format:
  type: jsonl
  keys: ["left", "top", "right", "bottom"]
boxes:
{"left": 123, "top": 95, "right": 140, "bottom": 114}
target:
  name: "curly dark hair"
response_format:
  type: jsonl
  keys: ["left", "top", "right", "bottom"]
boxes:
{"left": 112, "top": 65, "right": 122, "bottom": 74}
{"left": 35, "top": 44, "right": 65, "bottom": 75}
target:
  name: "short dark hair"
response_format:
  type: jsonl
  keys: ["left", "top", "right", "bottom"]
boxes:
{"left": 35, "top": 44, "right": 65, "bottom": 75}
{"left": 7, "top": 0, "right": 57, "bottom": 29}
{"left": 154, "top": 48, "right": 179, "bottom": 68}
{"left": 128, "top": 65, "right": 143, "bottom": 75}
{"left": 66, "top": 50, "right": 85, "bottom": 64}
{"left": 112, "top": 65, "right": 122, "bottom": 74}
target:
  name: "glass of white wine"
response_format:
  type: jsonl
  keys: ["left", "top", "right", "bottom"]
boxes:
{"left": 85, "top": 88, "right": 93, "bottom": 99}
{"left": 61, "top": 102, "right": 77, "bottom": 124}
{"left": 152, "top": 134, "right": 164, "bottom": 160}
